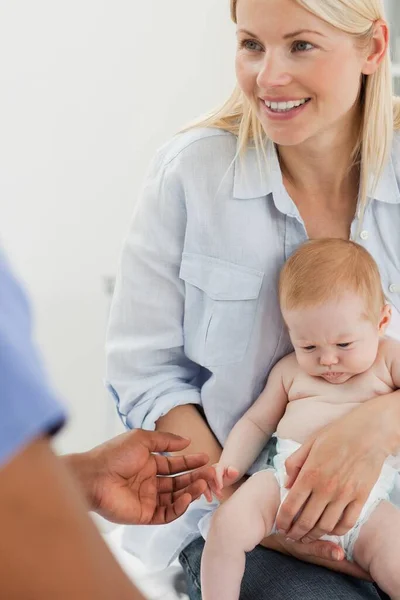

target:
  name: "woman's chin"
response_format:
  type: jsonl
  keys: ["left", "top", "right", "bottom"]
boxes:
{"left": 260, "top": 124, "right": 313, "bottom": 148}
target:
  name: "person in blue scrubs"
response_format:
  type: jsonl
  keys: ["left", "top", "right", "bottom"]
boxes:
{"left": 0, "top": 249, "right": 212, "bottom": 599}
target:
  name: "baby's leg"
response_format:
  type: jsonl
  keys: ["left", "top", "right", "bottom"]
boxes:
{"left": 201, "top": 470, "right": 280, "bottom": 600}
{"left": 353, "top": 500, "right": 400, "bottom": 599}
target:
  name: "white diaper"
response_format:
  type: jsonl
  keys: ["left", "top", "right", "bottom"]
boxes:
{"left": 268, "top": 437, "right": 397, "bottom": 561}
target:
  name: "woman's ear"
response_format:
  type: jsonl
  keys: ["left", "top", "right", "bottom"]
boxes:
{"left": 378, "top": 303, "right": 392, "bottom": 336}
{"left": 361, "top": 20, "right": 389, "bottom": 76}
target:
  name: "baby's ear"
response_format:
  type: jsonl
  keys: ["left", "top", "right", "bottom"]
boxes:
{"left": 378, "top": 304, "right": 392, "bottom": 335}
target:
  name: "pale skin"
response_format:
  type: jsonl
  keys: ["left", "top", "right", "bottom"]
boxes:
{"left": 201, "top": 293, "right": 400, "bottom": 600}
{"left": 157, "top": 0, "right": 400, "bottom": 581}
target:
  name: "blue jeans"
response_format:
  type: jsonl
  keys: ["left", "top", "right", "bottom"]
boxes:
{"left": 179, "top": 537, "right": 389, "bottom": 600}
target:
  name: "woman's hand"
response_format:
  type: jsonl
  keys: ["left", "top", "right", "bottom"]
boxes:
{"left": 260, "top": 534, "right": 372, "bottom": 580}
{"left": 275, "top": 400, "right": 390, "bottom": 543}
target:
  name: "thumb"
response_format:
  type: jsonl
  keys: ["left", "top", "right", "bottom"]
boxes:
{"left": 286, "top": 538, "right": 345, "bottom": 562}
{"left": 224, "top": 466, "right": 240, "bottom": 484}
{"left": 284, "top": 441, "right": 312, "bottom": 489}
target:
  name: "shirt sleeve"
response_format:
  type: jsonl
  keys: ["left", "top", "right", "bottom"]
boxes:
{"left": 0, "top": 249, "right": 66, "bottom": 469}
{"left": 105, "top": 147, "right": 202, "bottom": 431}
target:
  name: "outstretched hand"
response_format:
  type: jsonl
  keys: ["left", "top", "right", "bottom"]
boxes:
{"left": 73, "top": 429, "right": 214, "bottom": 525}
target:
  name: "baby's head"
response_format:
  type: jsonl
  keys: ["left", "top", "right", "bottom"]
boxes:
{"left": 279, "top": 239, "right": 391, "bottom": 384}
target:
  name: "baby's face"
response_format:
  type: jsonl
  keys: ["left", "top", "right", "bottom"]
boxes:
{"left": 283, "top": 292, "right": 390, "bottom": 384}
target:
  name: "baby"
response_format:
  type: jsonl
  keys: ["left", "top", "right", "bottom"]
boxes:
{"left": 201, "top": 238, "right": 400, "bottom": 600}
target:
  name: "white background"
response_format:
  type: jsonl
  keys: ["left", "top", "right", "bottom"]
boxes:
{"left": 0, "top": 0, "right": 236, "bottom": 453}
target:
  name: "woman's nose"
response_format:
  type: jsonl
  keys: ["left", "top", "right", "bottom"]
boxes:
{"left": 256, "top": 51, "right": 292, "bottom": 89}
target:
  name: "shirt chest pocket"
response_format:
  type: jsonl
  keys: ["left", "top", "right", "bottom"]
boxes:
{"left": 179, "top": 253, "right": 264, "bottom": 367}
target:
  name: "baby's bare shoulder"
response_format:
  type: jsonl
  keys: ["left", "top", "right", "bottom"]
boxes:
{"left": 378, "top": 336, "right": 400, "bottom": 362}
{"left": 273, "top": 352, "right": 301, "bottom": 389}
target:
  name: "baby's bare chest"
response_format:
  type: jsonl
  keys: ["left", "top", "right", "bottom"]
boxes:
{"left": 288, "top": 369, "right": 393, "bottom": 404}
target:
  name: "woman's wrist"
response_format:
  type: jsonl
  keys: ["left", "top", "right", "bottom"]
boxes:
{"left": 366, "top": 389, "right": 400, "bottom": 456}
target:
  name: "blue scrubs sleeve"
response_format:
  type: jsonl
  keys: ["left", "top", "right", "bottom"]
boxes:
{"left": 0, "top": 249, "right": 66, "bottom": 468}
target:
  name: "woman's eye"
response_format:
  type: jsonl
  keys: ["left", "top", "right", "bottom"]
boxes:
{"left": 303, "top": 346, "right": 316, "bottom": 351}
{"left": 337, "top": 342, "right": 352, "bottom": 348}
{"left": 240, "top": 39, "right": 262, "bottom": 52}
{"left": 291, "top": 40, "right": 314, "bottom": 53}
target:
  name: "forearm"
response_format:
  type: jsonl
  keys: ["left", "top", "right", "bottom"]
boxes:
{"left": 156, "top": 404, "right": 222, "bottom": 463}
{"left": 220, "top": 417, "right": 271, "bottom": 478}
{"left": 0, "top": 438, "right": 145, "bottom": 600}
{"left": 368, "top": 389, "right": 400, "bottom": 456}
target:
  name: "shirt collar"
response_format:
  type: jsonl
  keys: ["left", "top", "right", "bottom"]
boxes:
{"left": 233, "top": 137, "right": 400, "bottom": 207}
{"left": 370, "top": 152, "right": 400, "bottom": 204}
{"left": 233, "top": 139, "right": 301, "bottom": 219}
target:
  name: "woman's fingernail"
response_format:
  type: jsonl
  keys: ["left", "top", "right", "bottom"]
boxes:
{"left": 332, "top": 549, "right": 342, "bottom": 561}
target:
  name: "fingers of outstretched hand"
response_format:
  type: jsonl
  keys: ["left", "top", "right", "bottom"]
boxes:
{"left": 138, "top": 430, "right": 192, "bottom": 454}
{"left": 154, "top": 452, "right": 209, "bottom": 475}
{"left": 151, "top": 493, "right": 192, "bottom": 524}
{"left": 156, "top": 466, "right": 214, "bottom": 494}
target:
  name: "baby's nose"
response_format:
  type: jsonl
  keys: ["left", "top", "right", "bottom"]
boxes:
{"left": 320, "top": 353, "right": 339, "bottom": 366}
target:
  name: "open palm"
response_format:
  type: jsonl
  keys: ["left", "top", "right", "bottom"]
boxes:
{"left": 88, "top": 430, "right": 212, "bottom": 525}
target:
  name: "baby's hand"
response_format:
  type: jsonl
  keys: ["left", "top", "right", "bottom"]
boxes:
{"left": 203, "top": 463, "right": 240, "bottom": 502}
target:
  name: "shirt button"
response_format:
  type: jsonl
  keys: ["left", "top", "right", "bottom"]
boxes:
{"left": 360, "top": 230, "right": 369, "bottom": 240}
{"left": 389, "top": 284, "right": 400, "bottom": 294}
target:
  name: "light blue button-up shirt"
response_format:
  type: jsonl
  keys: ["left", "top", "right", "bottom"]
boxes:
{"left": 106, "top": 127, "right": 400, "bottom": 569}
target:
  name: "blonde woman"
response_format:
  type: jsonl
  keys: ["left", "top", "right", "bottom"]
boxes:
{"left": 106, "top": 0, "right": 400, "bottom": 598}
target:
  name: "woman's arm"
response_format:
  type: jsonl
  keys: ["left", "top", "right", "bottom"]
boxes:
{"left": 156, "top": 405, "right": 222, "bottom": 462}
{"left": 106, "top": 152, "right": 203, "bottom": 432}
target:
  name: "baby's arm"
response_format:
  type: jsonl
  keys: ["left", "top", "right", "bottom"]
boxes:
{"left": 384, "top": 337, "right": 400, "bottom": 389}
{"left": 215, "top": 359, "right": 289, "bottom": 487}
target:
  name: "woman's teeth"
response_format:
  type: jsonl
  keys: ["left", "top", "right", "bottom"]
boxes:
{"left": 264, "top": 98, "right": 309, "bottom": 112}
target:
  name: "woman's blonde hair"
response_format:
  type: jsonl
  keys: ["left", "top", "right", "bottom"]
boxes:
{"left": 188, "top": 0, "right": 400, "bottom": 217}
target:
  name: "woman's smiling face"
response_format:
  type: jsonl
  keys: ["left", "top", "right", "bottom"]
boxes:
{"left": 235, "top": 0, "right": 369, "bottom": 147}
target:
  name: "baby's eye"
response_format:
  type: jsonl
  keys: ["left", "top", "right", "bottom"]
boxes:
{"left": 303, "top": 345, "right": 316, "bottom": 351}
{"left": 337, "top": 342, "right": 352, "bottom": 348}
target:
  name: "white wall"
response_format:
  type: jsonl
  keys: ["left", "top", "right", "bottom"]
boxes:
{"left": 0, "top": 1, "right": 236, "bottom": 453}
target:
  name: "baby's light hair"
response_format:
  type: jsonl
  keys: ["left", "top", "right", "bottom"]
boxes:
{"left": 279, "top": 239, "right": 386, "bottom": 322}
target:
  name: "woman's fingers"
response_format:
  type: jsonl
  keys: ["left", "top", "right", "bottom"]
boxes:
{"left": 275, "top": 480, "right": 312, "bottom": 533}
{"left": 284, "top": 441, "right": 312, "bottom": 489}
{"left": 300, "top": 500, "right": 345, "bottom": 543}
{"left": 331, "top": 499, "right": 365, "bottom": 537}
{"left": 285, "top": 492, "right": 331, "bottom": 541}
